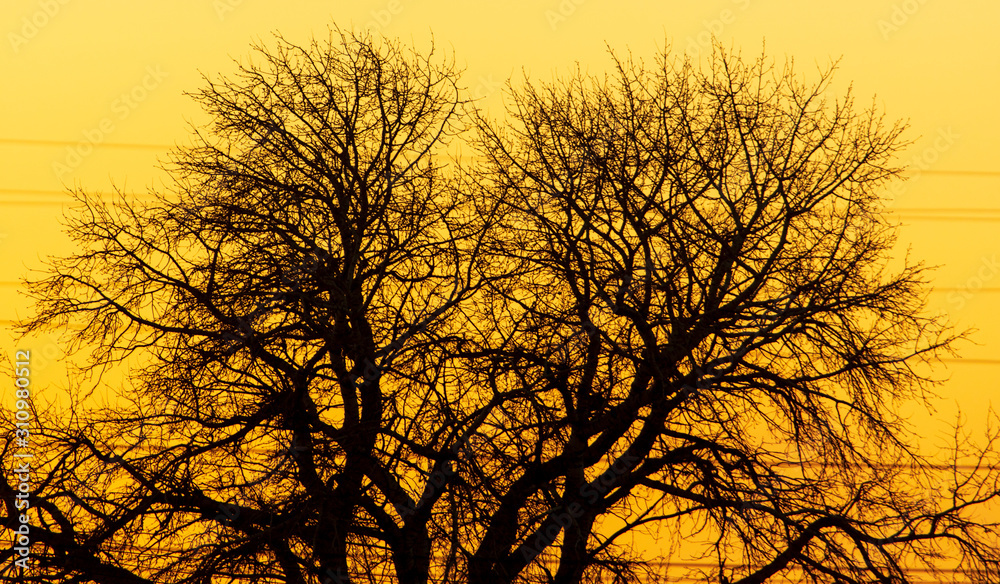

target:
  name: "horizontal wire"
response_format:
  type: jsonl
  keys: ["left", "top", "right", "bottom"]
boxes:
{"left": 14, "top": 540, "right": 977, "bottom": 581}
{"left": 4, "top": 285, "right": 1000, "bottom": 294}
{"left": 892, "top": 215, "right": 1000, "bottom": 222}
{"left": 7, "top": 432, "right": 998, "bottom": 470}
{"left": 19, "top": 136, "right": 1000, "bottom": 180}
{"left": 4, "top": 189, "right": 1000, "bottom": 222}
{"left": 0, "top": 138, "right": 174, "bottom": 150}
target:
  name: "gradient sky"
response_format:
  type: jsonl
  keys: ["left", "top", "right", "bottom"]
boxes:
{"left": 2, "top": 0, "right": 999, "bottom": 575}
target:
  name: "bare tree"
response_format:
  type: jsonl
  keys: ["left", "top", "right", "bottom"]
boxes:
{"left": 3, "top": 29, "right": 999, "bottom": 584}
{"left": 5, "top": 28, "right": 490, "bottom": 584}
{"left": 462, "top": 48, "right": 1000, "bottom": 584}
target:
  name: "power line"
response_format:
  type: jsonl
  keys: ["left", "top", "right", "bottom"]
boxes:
{"left": 911, "top": 169, "right": 1000, "bottom": 177}
{"left": 13, "top": 136, "right": 1000, "bottom": 176}
{"left": 0, "top": 188, "right": 157, "bottom": 197}
{"left": 16, "top": 541, "right": 978, "bottom": 582}
{"left": 942, "top": 358, "right": 1000, "bottom": 365}
{"left": 5, "top": 138, "right": 1000, "bottom": 179}
{"left": 891, "top": 208, "right": 1000, "bottom": 213}
{"left": 6, "top": 189, "right": 1000, "bottom": 225}
{"left": 0, "top": 138, "right": 174, "bottom": 150}
{"left": 888, "top": 208, "right": 1000, "bottom": 221}
{"left": 0, "top": 188, "right": 160, "bottom": 206}
{"left": 893, "top": 215, "right": 1000, "bottom": 222}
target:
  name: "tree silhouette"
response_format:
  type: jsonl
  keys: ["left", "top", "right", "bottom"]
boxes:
{"left": 4, "top": 29, "right": 1000, "bottom": 584}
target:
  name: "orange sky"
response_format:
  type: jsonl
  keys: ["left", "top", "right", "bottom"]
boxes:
{"left": 2, "top": 0, "right": 998, "bottom": 577}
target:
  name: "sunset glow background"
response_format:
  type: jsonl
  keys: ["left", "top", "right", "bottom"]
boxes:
{"left": 2, "top": 0, "right": 998, "bottom": 580}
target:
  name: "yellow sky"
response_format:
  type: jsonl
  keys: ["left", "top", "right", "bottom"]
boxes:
{"left": 2, "top": 0, "right": 999, "bottom": 576}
